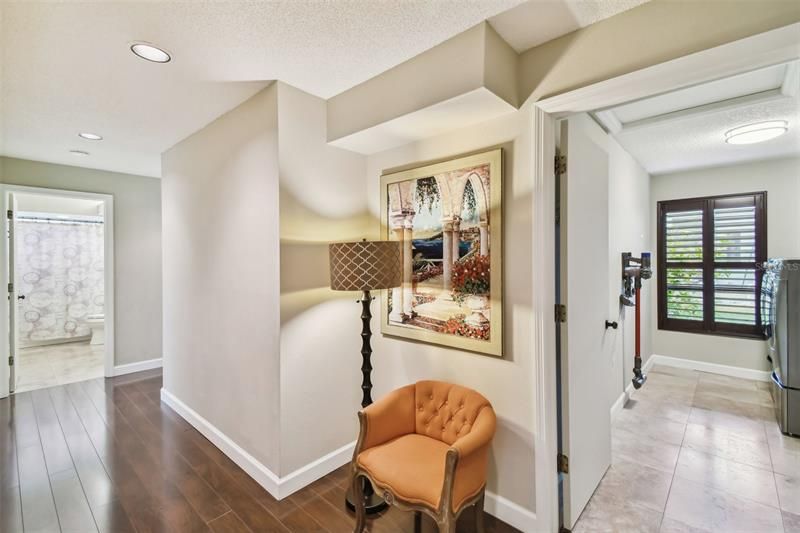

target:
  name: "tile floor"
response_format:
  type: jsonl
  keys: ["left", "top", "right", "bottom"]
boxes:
{"left": 14, "top": 342, "right": 104, "bottom": 393}
{"left": 574, "top": 364, "right": 800, "bottom": 533}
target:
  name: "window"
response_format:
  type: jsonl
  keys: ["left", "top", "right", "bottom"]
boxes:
{"left": 657, "top": 192, "right": 767, "bottom": 338}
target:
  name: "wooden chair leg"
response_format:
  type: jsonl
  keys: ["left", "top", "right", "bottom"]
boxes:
{"left": 475, "top": 490, "right": 486, "bottom": 533}
{"left": 437, "top": 513, "right": 457, "bottom": 533}
{"left": 414, "top": 511, "right": 422, "bottom": 533}
{"left": 351, "top": 473, "right": 366, "bottom": 533}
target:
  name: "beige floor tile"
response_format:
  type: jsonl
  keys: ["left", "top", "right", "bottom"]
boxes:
{"left": 770, "top": 443, "right": 800, "bottom": 477}
{"left": 622, "top": 396, "right": 693, "bottom": 425}
{"left": 687, "top": 408, "right": 767, "bottom": 442}
{"left": 15, "top": 342, "right": 103, "bottom": 393}
{"left": 659, "top": 517, "right": 711, "bottom": 533}
{"left": 573, "top": 491, "right": 664, "bottom": 533}
{"left": 776, "top": 473, "right": 800, "bottom": 515}
{"left": 664, "top": 476, "right": 784, "bottom": 532}
{"left": 682, "top": 422, "right": 772, "bottom": 471}
{"left": 613, "top": 425, "right": 682, "bottom": 474}
{"left": 674, "top": 447, "right": 779, "bottom": 508}
{"left": 697, "top": 382, "right": 774, "bottom": 407}
{"left": 784, "top": 511, "right": 800, "bottom": 533}
{"left": 650, "top": 365, "right": 700, "bottom": 381}
{"left": 692, "top": 391, "right": 774, "bottom": 422}
{"left": 591, "top": 458, "right": 674, "bottom": 513}
{"left": 697, "top": 372, "right": 760, "bottom": 391}
{"left": 613, "top": 407, "right": 688, "bottom": 446}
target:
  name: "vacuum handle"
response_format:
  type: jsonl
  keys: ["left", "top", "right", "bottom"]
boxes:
{"left": 605, "top": 320, "right": 618, "bottom": 330}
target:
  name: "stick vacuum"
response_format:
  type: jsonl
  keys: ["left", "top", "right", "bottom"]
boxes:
{"left": 620, "top": 252, "right": 652, "bottom": 389}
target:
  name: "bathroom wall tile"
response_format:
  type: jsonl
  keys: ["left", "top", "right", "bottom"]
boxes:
{"left": 776, "top": 473, "right": 800, "bottom": 515}
{"left": 674, "top": 447, "right": 779, "bottom": 508}
{"left": 664, "top": 476, "right": 784, "bottom": 532}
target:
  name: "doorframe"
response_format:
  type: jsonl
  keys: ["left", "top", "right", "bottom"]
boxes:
{"left": 0, "top": 184, "right": 115, "bottom": 398}
{"left": 530, "top": 22, "right": 799, "bottom": 532}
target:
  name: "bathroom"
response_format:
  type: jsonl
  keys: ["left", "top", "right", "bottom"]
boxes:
{"left": 11, "top": 192, "right": 106, "bottom": 392}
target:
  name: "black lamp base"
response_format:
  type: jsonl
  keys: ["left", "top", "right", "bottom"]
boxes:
{"left": 345, "top": 483, "right": 388, "bottom": 515}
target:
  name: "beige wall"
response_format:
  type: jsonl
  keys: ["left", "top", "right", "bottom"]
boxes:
{"left": 0, "top": 156, "right": 162, "bottom": 366}
{"left": 276, "top": 82, "right": 370, "bottom": 475}
{"left": 365, "top": 108, "right": 536, "bottom": 511}
{"left": 650, "top": 156, "right": 800, "bottom": 371}
{"left": 519, "top": 0, "right": 800, "bottom": 103}
{"left": 607, "top": 134, "right": 652, "bottom": 404}
{"left": 161, "top": 86, "right": 282, "bottom": 472}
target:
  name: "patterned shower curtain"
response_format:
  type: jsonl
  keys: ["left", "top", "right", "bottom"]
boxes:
{"left": 15, "top": 214, "right": 104, "bottom": 346}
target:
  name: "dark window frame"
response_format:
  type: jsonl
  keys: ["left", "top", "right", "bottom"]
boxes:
{"left": 657, "top": 191, "right": 767, "bottom": 339}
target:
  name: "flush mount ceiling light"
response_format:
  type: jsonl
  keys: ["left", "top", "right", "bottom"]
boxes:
{"left": 130, "top": 42, "right": 171, "bottom": 63}
{"left": 78, "top": 132, "right": 103, "bottom": 141}
{"left": 725, "top": 120, "right": 788, "bottom": 145}
{"left": 69, "top": 150, "right": 90, "bottom": 156}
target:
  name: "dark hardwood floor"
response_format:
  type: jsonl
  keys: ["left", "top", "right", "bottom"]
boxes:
{"left": 0, "top": 370, "right": 520, "bottom": 533}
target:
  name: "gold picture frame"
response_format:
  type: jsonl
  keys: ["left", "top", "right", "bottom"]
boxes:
{"left": 380, "top": 148, "right": 503, "bottom": 357}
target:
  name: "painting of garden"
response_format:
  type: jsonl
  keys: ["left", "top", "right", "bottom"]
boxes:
{"left": 380, "top": 149, "right": 502, "bottom": 356}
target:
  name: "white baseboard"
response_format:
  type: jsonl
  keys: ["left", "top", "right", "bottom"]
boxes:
{"left": 650, "top": 354, "right": 771, "bottom": 382}
{"left": 113, "top": 357, "right": 162, "bottom": 377}
{"left": 160, "top": 387, "right": 539, "bottom": 528}
{"left": 610, "top": 355, "right": 656, "bottom": 421}
{"left": 160, "top": 388, "right": 353, "bottom": 499}
{"left": 484, "top": 491, "right": 539, "bottom": 532}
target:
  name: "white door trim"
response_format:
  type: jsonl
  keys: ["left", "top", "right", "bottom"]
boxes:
{"left": 531, "top": 23, "right": 799, "bottom": 532}
{"left": 0, "top": 184, "right": 115, "bottom": 398}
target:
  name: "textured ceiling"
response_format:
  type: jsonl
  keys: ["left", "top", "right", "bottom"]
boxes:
{"left": 0, "top": 0, "right": 526, "bottom": 177}
{"left": 489, "top": 0, "right": 650, "bottom": 52}
{"left": 598, "top": 62, "right": 800, "bottom": 175}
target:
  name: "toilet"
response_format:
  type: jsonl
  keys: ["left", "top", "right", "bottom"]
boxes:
{"left": 87, "top": 314, "right": 105, "bottom": 345}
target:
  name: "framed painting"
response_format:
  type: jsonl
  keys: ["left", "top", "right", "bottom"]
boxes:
{"left": 380, "top": 148, "right": 503, "bottom": 357}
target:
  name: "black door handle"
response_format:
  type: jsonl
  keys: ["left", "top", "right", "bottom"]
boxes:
{"left": 605, "top": 320, "right": 618, "bottom": 330}
{"left": 17, "top": 295, "right": 25, "bottom": 301}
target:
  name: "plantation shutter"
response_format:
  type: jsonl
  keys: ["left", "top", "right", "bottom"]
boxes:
{"left": 658, "top": 192, "right": 766, "bottom": 338}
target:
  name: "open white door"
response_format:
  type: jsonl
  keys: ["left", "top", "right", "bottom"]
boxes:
{"left": 7, "top": 193, "right": 18, "bottom": 394}
{"left": 558, "top": 113, "right": 613, "bottom": 529}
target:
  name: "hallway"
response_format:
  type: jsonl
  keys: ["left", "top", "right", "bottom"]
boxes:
{"left": 574, "top": 364, "right": 800, "bottom": 532}
{"left": 0, "top": 370, "right": 518, "bottom": 533}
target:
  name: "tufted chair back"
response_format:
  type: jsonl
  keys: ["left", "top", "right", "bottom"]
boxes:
{"left": 414, "top": 380, "right": 492, "bottom": 445}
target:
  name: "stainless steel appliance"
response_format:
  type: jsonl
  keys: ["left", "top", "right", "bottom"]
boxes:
{"left": 761, "top": 259, "right": 800, "bottom": 436}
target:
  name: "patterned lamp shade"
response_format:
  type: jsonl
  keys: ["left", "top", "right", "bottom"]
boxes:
{"left": 329, "top": 240, "right": 402, "bottom": 291}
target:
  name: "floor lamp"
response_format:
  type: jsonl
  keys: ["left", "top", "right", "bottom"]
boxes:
{"left": 329, "top": 239, "right": 402, "bottom": 514}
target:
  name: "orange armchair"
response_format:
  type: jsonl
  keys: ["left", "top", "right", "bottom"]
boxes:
{"left": 350, "top": 381, "right": 496, "bottom": 533}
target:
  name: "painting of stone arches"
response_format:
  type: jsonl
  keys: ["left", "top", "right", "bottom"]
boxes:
{"left": 380, "top": 148, "right": 502, "bottom": 357}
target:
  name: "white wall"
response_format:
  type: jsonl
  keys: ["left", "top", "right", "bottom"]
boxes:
{"left": 16, "top": 193, "right": 102, "bottom": 216}
{"left": 0, "top": 156, "right": 162, "bottom": 366}
{"left": 607, "top": 136, "right": 652, "bottom": 405}
{"left": 365, "top": 108, "right": 537, "bottom": 512}
{"left": 650, "top": 156, "right": 800, "bottom": 370}
{"left": 161, "top": 86, "right": 282, "bottom": 472}
{"left": 276, "top": 82, "right": 369, "bottom": 475}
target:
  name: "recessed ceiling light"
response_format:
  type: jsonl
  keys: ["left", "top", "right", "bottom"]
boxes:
{"left": 130, "top": 42, "right": 171, "bottom": 63}
{"left": 69, "top": 150, "right": 89, "bottom": 156}
{"left": 78, "top": 132, "right": 103, "bottom": 141}
{"left": 725, "top": 120, "right": 788, "bottom": 145}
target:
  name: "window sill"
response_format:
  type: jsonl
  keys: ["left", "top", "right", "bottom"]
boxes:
{"left": 658, "top": 325, "right": 767, "bottom": 341}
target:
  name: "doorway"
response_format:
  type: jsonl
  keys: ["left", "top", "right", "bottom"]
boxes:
{"left": 534, "top": 23, "right": 800, "bottom": 533}
{"left": 2, "top": 186, "right": 115, "bottom": 395}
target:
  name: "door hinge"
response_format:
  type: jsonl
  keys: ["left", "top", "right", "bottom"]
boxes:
{"left": 7, "top": 282, "right": 12, "bottom": 293}
{"left": 555, "top": 154, "right": 567, "bottom": 176}
{"left": 6, "top": 209, "right": 12, "bottom": 220}
{"left": 557, "top": 453, "right": 569, "bottom": 474}
{"left": 555, "top": 304, "right": 566, "bottom": 323}
{"left": 8, "top": 355, "right": 13, "bottom": 366}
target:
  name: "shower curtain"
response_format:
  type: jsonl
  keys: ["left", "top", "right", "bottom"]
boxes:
{"left": 16, "top": 214, "right": 104, "bottom": 346}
